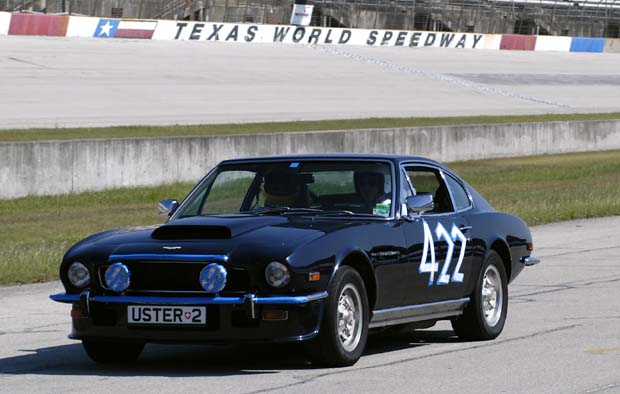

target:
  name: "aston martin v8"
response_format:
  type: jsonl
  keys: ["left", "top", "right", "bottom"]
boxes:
{"left": 51, "top": 154, "right": 540, "bottom": 366}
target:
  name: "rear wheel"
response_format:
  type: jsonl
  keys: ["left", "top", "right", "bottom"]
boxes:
{"left": 305, "top": 266, "right": 369, "bottom": 367}
{"left": 82, "top": 339, "right": 144, "bottom": 363}
{"left": 452, "top": 250, "right": 508, "bottom": 340}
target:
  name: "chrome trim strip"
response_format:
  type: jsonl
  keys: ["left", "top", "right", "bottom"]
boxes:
{"left": 372, "top": 297, "right": 470, "bottom": 317}
{"left": 108, "top": 254, "right": 228, "bottom": 262}
{"left": 50, "top": 291, "right": 328, "bottom": 305}
{"left": 258, "top": 292, "right": 328, "bottom": 304}
{"left": 370, "top": 297, "right": 470, "bottom": 328}
{"left": 370, "top": 311, "right": 464, "bottom": 329}
{"left": 521, "top": 256, "right": 542, "bottom": 266}
{"left": 50, "top": 293, "right": 82, "bottom": 303}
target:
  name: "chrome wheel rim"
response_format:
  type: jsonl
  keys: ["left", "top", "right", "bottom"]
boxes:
{"left": 481, "top": 265, "right": 503, "bottom": 327}
{"left": 337, "top": 283, "right": 363, "bottom": 352}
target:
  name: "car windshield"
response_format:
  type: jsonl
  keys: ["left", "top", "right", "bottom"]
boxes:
{"left": 174, "top": 161, "right": 394, "bottom": 218}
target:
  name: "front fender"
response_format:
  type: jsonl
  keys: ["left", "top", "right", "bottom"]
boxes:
{"left": 289, "top": 239, "right": 378, "bottom": 310}
{"left": 330, "top": 248, "right": 378, "bottom": 311}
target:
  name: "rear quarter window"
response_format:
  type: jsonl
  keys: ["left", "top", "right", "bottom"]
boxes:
{"left": 445, "top": 175, "right": 471, "bottom": 211}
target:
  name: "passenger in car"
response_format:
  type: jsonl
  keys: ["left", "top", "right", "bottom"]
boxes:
{"left": 353, "top": 171, "right": 390, "bottom": 214}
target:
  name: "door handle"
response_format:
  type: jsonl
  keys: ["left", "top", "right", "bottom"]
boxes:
{"left": 459, "top": 225, "right": 472, "bottom": 232}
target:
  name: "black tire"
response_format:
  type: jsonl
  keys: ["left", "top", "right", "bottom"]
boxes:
{"left": 452, "top": 250, "right": 508, "bottom": 341}
{"left": 82, "top": 339, "right": 144, "bottom": 363}
{"left": 305, "top": 266, "right": 369, "bottom": 367}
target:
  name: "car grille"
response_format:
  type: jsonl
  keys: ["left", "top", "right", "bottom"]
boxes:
{"left": 97, "top": 261, "right": 251, "bottom": 294}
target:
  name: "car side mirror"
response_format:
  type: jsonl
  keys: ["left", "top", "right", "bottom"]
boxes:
{"left": 406, "top": 194, "right": 434, "bottom": 215}
{"left": 158, "top": 199, "right": 179, "bottom": 216}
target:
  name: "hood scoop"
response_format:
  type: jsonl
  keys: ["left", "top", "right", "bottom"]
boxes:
{"left": 151, "top": 225, "right": 231, "bottom": 240}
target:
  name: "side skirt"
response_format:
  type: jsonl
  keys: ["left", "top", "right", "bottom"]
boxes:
{"left": 369, "top": 298, "right": 470, "bottom": 329}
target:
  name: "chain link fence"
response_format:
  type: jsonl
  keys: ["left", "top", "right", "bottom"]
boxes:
{"left": 2, "top": 0, "right": 619, "bottom": 36}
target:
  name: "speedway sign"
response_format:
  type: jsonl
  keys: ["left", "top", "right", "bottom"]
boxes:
{"left": 151, "top": 21, "right": 493, "bottom": 49}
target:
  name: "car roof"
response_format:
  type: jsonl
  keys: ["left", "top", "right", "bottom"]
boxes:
{"left": 219, "top": 153, "right": 443, "bottom": 166}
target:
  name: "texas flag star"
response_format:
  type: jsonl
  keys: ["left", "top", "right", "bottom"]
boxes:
{"left": 98, "top": 21, "right": 113, "bottom": 37}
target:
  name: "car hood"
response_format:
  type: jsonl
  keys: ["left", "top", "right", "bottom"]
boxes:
{"left": 66, "top": 215, "right": 362, "bottom": 265}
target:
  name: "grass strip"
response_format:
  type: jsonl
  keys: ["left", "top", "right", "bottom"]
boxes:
{"left": 2, "top": 112, "right": 620, "bottom": 142}
{"left": 1, "top": 150, "right": 619, "bottom": 285}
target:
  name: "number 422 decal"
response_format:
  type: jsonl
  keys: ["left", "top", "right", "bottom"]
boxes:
{"left": 419, "top": 220, "right": 468, "bottom": 286}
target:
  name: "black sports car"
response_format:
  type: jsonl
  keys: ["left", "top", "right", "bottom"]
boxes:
{"left": 51, "top": 154, "right": 540, "bottom": 366}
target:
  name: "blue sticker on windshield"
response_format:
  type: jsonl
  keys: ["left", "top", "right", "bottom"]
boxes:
{"left": 289, "top": 162, "right": 299, "bottom": 168}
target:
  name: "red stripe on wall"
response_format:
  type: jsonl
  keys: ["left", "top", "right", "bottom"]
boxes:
{"left": 115, "top": 28, "right": 154, "bottom": 39}
{"left": 500, "top": 34, "right": 537, "bottom": 51}
{"left": 8, "top": 13, "right": 69, "bottom": 36}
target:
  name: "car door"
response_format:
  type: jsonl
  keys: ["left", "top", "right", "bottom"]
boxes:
{"left": 442, "top": 171, "right": 483, "bottom": 299}
{"left": 399, "top": 164, "right": 475, "bottom": 305}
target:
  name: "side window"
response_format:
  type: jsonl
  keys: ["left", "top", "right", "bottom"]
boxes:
{"left": 405, "top": 167, "right": 454, "bottom": 214}
{"left": 445, "top": 175, "right": 471, "bottom": 211}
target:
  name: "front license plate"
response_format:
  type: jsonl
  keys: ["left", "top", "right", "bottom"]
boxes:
{"left": 127, "top": 305, "right": 206, "bottom": 325}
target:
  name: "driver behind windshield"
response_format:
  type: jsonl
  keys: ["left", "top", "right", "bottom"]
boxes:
{"left": 354, "top": 171, "right": 391, "bottom": 215}
{"left": 262, "top": 170, "right": 311, "bottom": 208}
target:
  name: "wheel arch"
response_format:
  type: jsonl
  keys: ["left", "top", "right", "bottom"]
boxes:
{"left": 489, "top": 238, "right": 512, "bottom": 282}
{"left": 333, "top": 250, "right": 377, "bottom": 312}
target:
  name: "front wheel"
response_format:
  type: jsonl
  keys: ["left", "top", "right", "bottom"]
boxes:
{"left": 82, "top": 339, "right": 144, "bottom": 363}
{"left": 452, "top": 250, "right": 508, "bottom": 340}
{"left": 305, "top": 266, "right": 369, "bottom": 367}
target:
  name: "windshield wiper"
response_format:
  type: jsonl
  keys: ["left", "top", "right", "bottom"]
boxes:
{"left": 244, "top": 207, "right": 325, "bottom": 216}
{"left": 243, "top": 207, "right": 381, "bottom": 218}
{"left": 315, "top": 210, "right": 379, "bottom": 217}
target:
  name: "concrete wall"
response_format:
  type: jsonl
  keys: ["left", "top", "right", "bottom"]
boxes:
{"left": 2, "top": 120, "right": 620, "bottom": 199}
{"left": 604, "top": 38, "right": 620, "bottom": 53}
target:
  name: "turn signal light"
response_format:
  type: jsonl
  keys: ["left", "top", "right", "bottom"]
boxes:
{"left": 527, "top": 243, "right": 534, "bottom": 251}
{"left": 71, "top": 307, "right": 83, "bottom": 319}
{"left": 262, "top": 310, "right": 288, "bottom": 321}
{"left": 308, "top": 272, "right": 321, "bottom": 282}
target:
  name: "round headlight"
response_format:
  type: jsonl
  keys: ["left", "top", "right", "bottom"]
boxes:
{"left": 68, "top": 262, "right": 90, "bottom": 288}
{"left": 265, "top": 261, "right": 290, "bottom": 288}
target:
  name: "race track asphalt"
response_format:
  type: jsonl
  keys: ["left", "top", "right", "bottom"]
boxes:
{"left": 0, "top": 216, "right": 619, "bottom": 394}
{"left": 1, "top": 36, "right": 620, "bottom": 129}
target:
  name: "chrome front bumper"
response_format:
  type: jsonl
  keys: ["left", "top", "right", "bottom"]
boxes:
{"left": 51, "top": 291, "right": 328, "bottom": 342}
{"left": 50, "top": 291, "right": 328, "bottom": 306}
